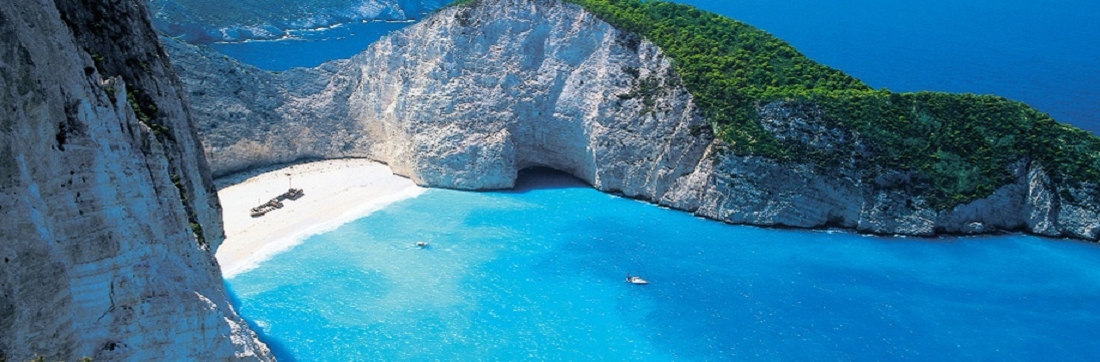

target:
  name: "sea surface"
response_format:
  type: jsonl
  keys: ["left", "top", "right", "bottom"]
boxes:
{"left": 227, "top": 170, "right": 1100, "bottom": 361}
{"left": 210, "top": 21, "right": 413, "bottom": 70}
{"left": 211, "top": 0, "right": 1099, "bottom": 135}
{"left": 215, "top": 0, "right": 1100, "bottom": 360}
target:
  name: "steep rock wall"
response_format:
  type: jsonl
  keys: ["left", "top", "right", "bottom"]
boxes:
{"left": 663, "top": 106, "right": 1100, "bottom": 239}
{"left": 347, "top": 0, "right": 710, "bottom": 194}
{"left": 164, "top": 37, "right": 367, "bottom": 176}
{"left": 0, "top": 0, "right": 271, "bottom": 360}
{"left": 178, "top": 0, "right": 1099, "bottom": 240}
{"left": 170, "top": 0, "right": 711, "bottom": 193}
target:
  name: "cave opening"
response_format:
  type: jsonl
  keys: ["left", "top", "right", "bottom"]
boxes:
{"left": 510, "top": 166, "right": 589, "bottom": 193}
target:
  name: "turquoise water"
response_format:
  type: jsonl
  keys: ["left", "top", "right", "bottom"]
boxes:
{"left": 214, "top": 1, "right": 1100, "bottom": 359}
{"left": 227, "top": 170, "right": 1100, "bottom": 361}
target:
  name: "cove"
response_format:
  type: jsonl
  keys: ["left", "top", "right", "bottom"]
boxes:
{"left": 225, "top": 169, "right": 1100, "bottom": 361}
{"left": 209, "top": 0, "right": 1100, "bottom": 135}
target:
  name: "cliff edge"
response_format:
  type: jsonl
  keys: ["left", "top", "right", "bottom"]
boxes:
{"left": 176, "top": 0, "right": 1099, "bottom": 240}
{"left": 0, "top": 0, "right": 272, "bottom": 360}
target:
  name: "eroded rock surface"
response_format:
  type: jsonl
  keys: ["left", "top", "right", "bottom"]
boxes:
{"left": 177, "top": 0, "right": 1100, "bottom": 240}
{"left": 0, "top": 0, "right": 272, "bottom": 360}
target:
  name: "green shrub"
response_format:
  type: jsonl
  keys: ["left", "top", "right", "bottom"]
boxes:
{"left": 561, "top": 0, "right": 1100, "bottom": 208}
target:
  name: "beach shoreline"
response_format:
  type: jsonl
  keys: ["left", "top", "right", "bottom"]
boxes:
{"left": 214, "top": 159, "right": 425, "bottom": 278}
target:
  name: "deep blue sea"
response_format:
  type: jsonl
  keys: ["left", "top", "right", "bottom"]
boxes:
{"left": 212, "top": 0, "right": 1099, "bottom": 135}
{"left": 210, "top": 21, "right": 413, "bottom": 70}
{"left": 228, "top": 170, "right": 1100, "bottom": 361}
{"left": 216, "top": 0, "right": 1100, "bottom": 360}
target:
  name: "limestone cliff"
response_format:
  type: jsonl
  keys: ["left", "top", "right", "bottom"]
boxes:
{"left": 163, "top": 38, "right": 366, "bottom": 175}
{"left": 0, "top": 0, "right": 271, "bottom": 360}
{"left": 176, "top": 0, "right": 1099, "bottom": 240}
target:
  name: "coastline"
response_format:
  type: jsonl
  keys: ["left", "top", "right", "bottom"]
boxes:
{"left": 214, "top": 158, "right": 426, "bottom": 278}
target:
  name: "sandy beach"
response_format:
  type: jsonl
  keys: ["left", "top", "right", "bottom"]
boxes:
{"left": 214, "top": 159, "right": 425, "bottom": 278}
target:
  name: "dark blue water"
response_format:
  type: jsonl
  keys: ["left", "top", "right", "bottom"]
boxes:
{"left": 216, "top": 1, "right": 1100, "bottom": 359}
{"left": 210, "top": 21, "right": 412, "bottom": 70}
{"left": 211, "top": 0, "right": 1099, "bottom": 135}
{"left": 676, "top": 0, "right": 1100, "bottom": 135}
{"left": 227, "top": 170, "right": 1100, "bottom": 361}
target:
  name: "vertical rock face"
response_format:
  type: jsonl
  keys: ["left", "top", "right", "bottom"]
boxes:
{"left": 0, "top": 0, "right": 272, "bottom": 360}
{"left": 175, "top": 0, "right": 711, "bottom": 193}
{"left": 348, "top": 0, "right": 711, "bottom": 194}
{"left": 663, "top": 103, "right": 1100, "bottom": 240}
{"left": 177, "top": 0, "right": 1099, "bottom": 240}
{"left": 163, "top": 38, "right": 366, "bottom": 175}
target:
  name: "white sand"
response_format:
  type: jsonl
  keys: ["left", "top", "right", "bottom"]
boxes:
{"left": 214, "top": 159, "right": 426, "bottom": 278}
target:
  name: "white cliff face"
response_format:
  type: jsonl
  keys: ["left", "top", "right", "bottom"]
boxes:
{"left": 165, "top": 38, "right": 367, "bottom": 176}
{"left": 177, "top": 0, "right": 710, "bottom": 191}
{"left": 0, "top": 0, "right": 272, "bottom": 360}
{"left": 176, "top": 0, "right": 1099, "bottom": 240}
{"left": 347, "top": 0, "right": 710, "bottom": 194}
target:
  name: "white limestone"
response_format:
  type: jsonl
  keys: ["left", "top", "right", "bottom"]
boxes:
{"left": 0, "top": 0, "right": 272, "bottom": 360}
{"left": 175, "top": 0, "right": 1099, "bottom": 241}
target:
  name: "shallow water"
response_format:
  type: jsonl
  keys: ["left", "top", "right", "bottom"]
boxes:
{"left": 214, "top": 1, "right": 1100, "bottom": 359}
{"left": 227, "top": 170, "right": 1100, "bottom": 361}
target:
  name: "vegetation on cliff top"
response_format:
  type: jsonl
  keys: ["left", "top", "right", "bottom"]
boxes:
{"left": 546, "top": 0, "right": 1100, "bottom": 209}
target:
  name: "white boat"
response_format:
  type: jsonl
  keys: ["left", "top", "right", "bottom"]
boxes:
{"left": 625, "top": 275, "right": 649, "bottom": 285}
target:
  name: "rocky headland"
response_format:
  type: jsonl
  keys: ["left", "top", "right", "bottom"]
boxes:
{"left": 0, "top": 0, "right": 271, "bottom": 360}
{"left": 1, "top": 0, "right": 1094, "bottom": 358}
{"left": 172, "top": 0, "right": 1100, "bottom": 240}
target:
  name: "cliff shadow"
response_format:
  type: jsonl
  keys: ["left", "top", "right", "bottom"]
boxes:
{"left": 506, "top": 167, "right": 591, "bottom": 193}
{"left": 223, "top": 281, "right": 299, "bottom": 362}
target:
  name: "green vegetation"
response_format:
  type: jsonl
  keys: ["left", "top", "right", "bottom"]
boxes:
{"left": 447, "top": 0, "right": 481, "bottom": 7}
{"left": 171, "top": 173, "right": 207, "bottom": 247}
{"left": 525, "top": 0, "right": 1100, "bottom": 208}
{"left": 125, "top": 89, "right": 171, "bottom": 140}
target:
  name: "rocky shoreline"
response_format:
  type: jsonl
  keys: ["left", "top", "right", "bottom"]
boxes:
{"left": 170, "top": 0, "right": 1099, "bottom": 241}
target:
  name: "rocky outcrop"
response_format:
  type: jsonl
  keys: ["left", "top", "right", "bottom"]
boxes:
{"left": 177, "top": 0, "right": 1100, "bottom": 240}
{"left": 148, "top": 0, "right": 449, "bottom": 43}
{"left": 0, "top": 0, "right": 271, "bottom": 360}
{"left": 164, "top": 37, "right": 368, "bottom": 175}
{"left": 346, "top": 0, "right": 710, "bottom": 194}
{"left": 666, "top": 127, "right": 1100, "bottom": 239}
{"left": 173, "top": 0, "right": 710, "bottom": 191}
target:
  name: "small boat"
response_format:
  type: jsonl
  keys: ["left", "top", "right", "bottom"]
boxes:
{"left": 283, "top": 188, "right": 304, "bottom": 200}
{"left": 416, "top": 241, "right": 429, "bottom": 248}
{"left": 625, "top": 274, "right": 649, "bottom": 285}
